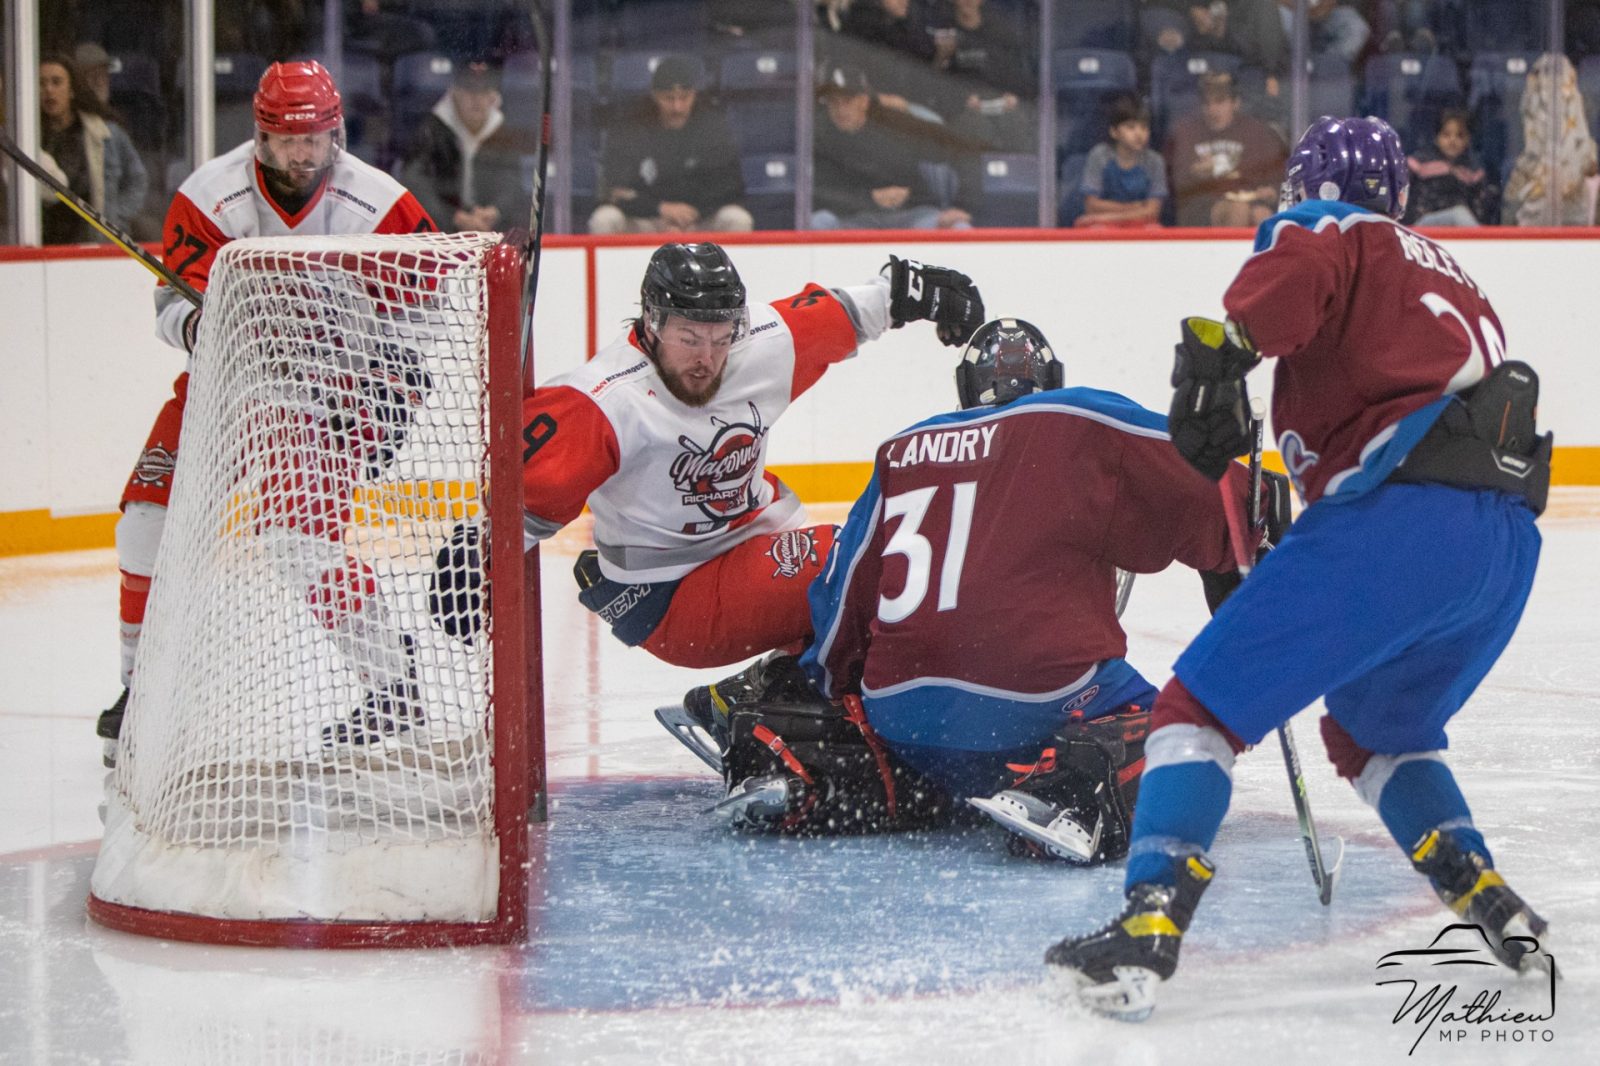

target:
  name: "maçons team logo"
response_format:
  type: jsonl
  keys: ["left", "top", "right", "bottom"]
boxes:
{"left": 1374, "top": 922, "right": 1556, "bottom": 1056}
{"left": 766, "top": 529, "right": 819, "bottom": 578}
{"left": 131, "top": 445, "right": 177, "bottom": 487}
{"left": 672, "top": 404, "right": 767, "bottom": 530}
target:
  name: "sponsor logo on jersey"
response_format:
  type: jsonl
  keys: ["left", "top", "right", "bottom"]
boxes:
{"left": 131, "top": 446, "right": 177, "bottom": 487}
{"left": 588, "top": 358, "right": 650, "bottom": 398}
{"left": 327, "top": 186, "right": 378, "bottom": 215}
{"left": 749, "top": 320, "right": 779, "bottom": 336}
{"left": 1279, "top": 431, "right": 1320, "bottom": 496}
{"left": 766, "top": 529, "right": 819, "bottom": 578}
{"left": 671, "top": 403, "right": 767, "bottom": 525}
{"left": 213, "top": 186, "right": 252, "bottom": 214}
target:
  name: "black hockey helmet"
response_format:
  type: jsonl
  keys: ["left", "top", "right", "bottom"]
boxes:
{"left": 639, "top": 241, "right": 749, "bottom": 345}
{"left": 955, "top": 318, "right": 1063, "bottom": 409}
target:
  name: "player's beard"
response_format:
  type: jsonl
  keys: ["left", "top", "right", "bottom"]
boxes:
{"left": 659, "top": 363, "right": 725, "bottom": 407}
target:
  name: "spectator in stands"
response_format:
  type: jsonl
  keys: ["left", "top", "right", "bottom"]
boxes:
{"left": 1164, "top": 71, "right": 1284, "bottom": 226}
{"left": 1276, "top": 2, "right": 1370, "bottom": 65}
{"left": 1403, "top": 109, "right": 1490, "bottom": 226}
{"left": 588, "top": 54, "right": 752, "bottom": 235}
{"left": 73, "top": 42, "right": 114, "bottom": 108}
{"left": 1503, "top": 53, "right": 1600, "bottom": 227}
{"left": 832, "top": 0, "right": 948, "bottom": 121}
{"left": 1140, "top": 2, "right": 1288, "bottom": 76}
{"left": 400, "top": 59, "right": 529, "bottom": 234}
{"left": 1077, "top": 96, "right": 1168, "bottom": 227}
{"left": 1374, "top": 1, "right": 1441, "bottom": 54}
{"left": 38, "top": 53, "right": 147, "bottom": 245}
{"left": 812, "top": 64, "right": 969, "bottom": 229}
{"left": 939, "top": 0, "right": 1036, "bottom": 152}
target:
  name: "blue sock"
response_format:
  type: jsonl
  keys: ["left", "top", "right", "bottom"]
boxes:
{"left": 1375, "top": 757, "right": 1490, "bottom": 866}
{"left": 1124, "top": 760, "right": 1233, "bottom": 891}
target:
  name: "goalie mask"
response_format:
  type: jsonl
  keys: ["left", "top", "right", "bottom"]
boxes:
{"left": 956, "top": 318, "right": 1062, "bottom": 410}
{"left": 639, "top": 242, "right": 750, "bottom": 350}
{"left": 254, "top": 61, "right": 345, "bottom": 194}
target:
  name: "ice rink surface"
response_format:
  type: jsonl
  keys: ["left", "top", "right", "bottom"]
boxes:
{"left": 2, "top": 494, "right": 1596, "bottom": 1065}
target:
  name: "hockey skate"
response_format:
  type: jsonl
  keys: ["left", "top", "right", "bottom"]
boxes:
{"left": 322, "top": 677, "right": 425, "bottom": 748}
{"left": 1411, "top": 829, "right": 1553, "bottom": 974}
{"left": 711, "top": 773, "right": 799, "bottom": 829}
{"left": 969, "top": 789, "right": 1102, "bottom": 863}
{"left": 657, "top": 653, "right": 811, "bottom": 772}
{"left": 1045, "top": 853, "right": 1215, "bottom": 1021}
{"left": 97, "top": 687, "right": 128, "bottom": 769}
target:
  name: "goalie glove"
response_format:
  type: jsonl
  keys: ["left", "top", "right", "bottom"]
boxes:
{"left": 881, "top": 255, "right": 986, "bottom": 347}
{"left": 1168, "top": 316, "right": 1261, "bottom": 481}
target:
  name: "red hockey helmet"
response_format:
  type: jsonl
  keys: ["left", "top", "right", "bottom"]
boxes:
{"left": 254, "top": 61, "right": 343, "bottom": 135}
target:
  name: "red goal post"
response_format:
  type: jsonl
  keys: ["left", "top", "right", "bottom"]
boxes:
{"left": 88, "top": 232, "right": 543, "bottom": 947}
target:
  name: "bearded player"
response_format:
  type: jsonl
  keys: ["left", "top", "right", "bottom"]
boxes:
{"left": 99, "top": 61, "right": 437, "bottom": 764}
{"left": 430, "top": 242, "right": 986, "bottom": 674}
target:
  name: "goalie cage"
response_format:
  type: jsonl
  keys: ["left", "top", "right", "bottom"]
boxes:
{"left": 88, "top": 232, "right": 544, "bottom": 948}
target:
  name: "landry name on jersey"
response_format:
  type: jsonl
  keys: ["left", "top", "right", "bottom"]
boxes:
{"left": 1228, "top": 200, "right": 1505, "bottom": 503}
{"left": 154, "top": 141, "right": 434, "bottom": 352}
{"left": 520, "top": 284, "right": 865, "bottom": 584}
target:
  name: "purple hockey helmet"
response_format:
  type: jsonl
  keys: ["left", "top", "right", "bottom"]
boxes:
{"left": 1282, "top": 116, "right": 1408, "bottom": 219}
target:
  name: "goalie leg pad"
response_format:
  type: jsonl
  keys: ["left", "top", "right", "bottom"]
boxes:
{"left": 721, "top": 697, "right": 955, "bottom": 835}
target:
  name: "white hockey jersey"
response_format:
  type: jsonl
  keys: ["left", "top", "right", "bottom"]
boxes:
{"left": 154, "top": 140, "right": 434, "bottom": 352}
{"left": 521, "top": 277, "right": 893, "bottom": 583}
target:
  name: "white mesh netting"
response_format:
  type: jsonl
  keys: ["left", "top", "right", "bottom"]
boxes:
{"left": 92, "top": 233, "right": 513, "bottom": 926}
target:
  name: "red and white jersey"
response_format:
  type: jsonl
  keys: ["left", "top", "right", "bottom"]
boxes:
{"left": 154, "top": 140, "right": 435, "bottom": 353}
{"left": 521, "top": 279, "right": 890, "bottom": 583}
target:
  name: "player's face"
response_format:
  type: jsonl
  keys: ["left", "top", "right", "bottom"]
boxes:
{"left": 257, "top": 130, "right": 339, "bottom": 192}
{"left": 652, "top": 317, "right": 736, "bottom": 407}
{"left": 39, "top": 64, "right": 73, "bottom": 124}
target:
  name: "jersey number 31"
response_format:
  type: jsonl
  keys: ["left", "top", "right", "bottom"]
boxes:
{"left": 878, "top": 482, "right": 977, "bottom": 624}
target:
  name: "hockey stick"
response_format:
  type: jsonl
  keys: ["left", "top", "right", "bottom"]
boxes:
{"left": 1223, "top": 396, "right": 1343, "bottom": 906}
{"left": 0, "top": 127, "right": 201, "bottom": 307}
{"left": 1113, "top": 568, "right": 1135, "bottom": 618}
{"left": 518, "top": 0, "right": 554, "bottom": 388}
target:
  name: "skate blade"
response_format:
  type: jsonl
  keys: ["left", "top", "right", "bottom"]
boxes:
{"left": 1064, "top": 965, "right": 1160, "bottom": 1022}
{"left": 968, "top": 795, "right": 1099, "bottom": 864}
{"left": 1503, "top": 915, "right": 1557, "bottom": 978}
{"left": 711, "top": 776, "right": 791, "bottom": 825}
{"left": 654, "top": 704, "right": 724, "bottom": 773}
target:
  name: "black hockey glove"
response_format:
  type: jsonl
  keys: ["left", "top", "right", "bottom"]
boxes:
{"left": 1199, "top": 469, "right": 1293, "bottom": 614}
{"left": 428, "top": 522, "right": 486, "bottom": 645}
{"left": 882, "top": 255, "right": 986, "bottom": 347}
{"left": 1168, "top": 316, "right": 1261, "bottom": 481}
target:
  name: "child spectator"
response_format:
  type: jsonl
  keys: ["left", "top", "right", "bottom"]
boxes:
{"left": 1403, "top": 109, "right": 1489, "bottom": 227}
{"left": 1077, "top": 96, "right": 1167, "bottom": 227}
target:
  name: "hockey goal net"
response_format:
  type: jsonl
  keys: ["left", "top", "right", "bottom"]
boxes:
{"left": 89, "top": 232, "right": 542, "bottom": 947}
